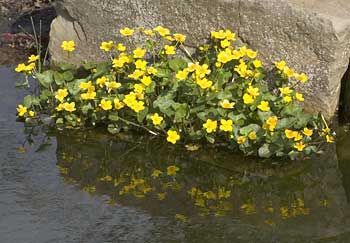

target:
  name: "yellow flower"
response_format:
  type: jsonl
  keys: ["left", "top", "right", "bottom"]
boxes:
{"left": 279, "top": 87, "right": 293, "bottom": 95}
{"left": 116, "top": 43, "right": 126, "bottom": 51}
{"left": 195, "top": 64, "right": 211, "bottom": 78}
{"left": 15, "top": 63, "right": 26, "bottom": 72}
{"left": 164, "top": 45, "right": 176, "bottom": 55}
{"left": 128, "top": 69, "right": 145, "bottom": 79}
{"left": 248, "top": 131, "right": 257, "bottom": 140}
{"left": 143, "top": 29, "right": 155, "bottom": 36}
{"left": 225, "top": 30, "right": 236, "bottom": 41}
{"left": 187, "top": 62, "right": 200, "bottom": 72}
{"left": 113, "top": 98, "right": 124, "bottom": 110}
{"left": 55, "top": 88, "right": 68, "bottom": 102}
{"left": 283, "top": 96, "right": 293, "bottom": 103}
{"left": 141, "top": 76, "right": 152, "bottom": 86}
{"left": 203, "top": 119, "right": 217, "bottom": 133}
{"left": 294, "top": 142, "right": 306, "bottom": 151}
{"left": 28, "top": 54, "right": 39, "bottom": 63}
{"left": 135, "top": 59, "right": 147, "bottom": 70}
{"left": 219, "top": 119, "right": 233, "bottom": 132}
{"left": 196, "top": 78, "right": 213, "bottom": 89}
{"left": 247, "top": 85, "right": 260, "bottom": 97}
{"left": 295, "top": 92, "right": 304, "bottom": 102}
{"left": 243, "top": 93, "right": 254, "bottom": 104}
{"left": 61, "top": 40, "right": 75, "bottom": 52}
{"left": 257, "top": 101, "right": 270, "bottom": 112}
{"left": 237, "top": 136, "right": 246, "bottom": 144}
{"left": 220, "top": 99, "right": 235, "bottom": 109}
{"left": 295, "top": 73, "right": 308, "bottom": 83}
{"left": 173, "top": 33, "right": 186, "bottom": 43}
{"left": 176, "top": 69, "right": 189, "bottom": 80}
{"left": 79, "top": 81, "right": 93, "bottom": 90}
{"left": 28, "top": 110, "right": 35, "bottom": 117}
{"left": 134, "top": 83, "right": 145, "bottom": 94}
{"left": 253, "top": 59, "right": 262, "bottom": 68}
{"left": 63, "top": 102, "right": 76, "bottom": 112}
{"left": 96, "top": 76, "right": 108, "bottom": 87}
{"left": 167, "top": 165, "right": 180, "bottom": 176}
{"left": 120, "top": 27, "right": 134, "bottom": 36}
{"left": 231, "top": 50, "right": 242, "bottom": 59}
{"left": 151, "top": 169, "right": 162, "bottom": 178}
{"left": 133, "top": 47, "right": 146, "bottom": 59}
{"left": 211, "top": 30, "right": 226, "bottom": 39}
{"left": 303, "top": 128, "right": 313, "bottom": 137}
{"left": 217, "top": 49, "right": 234, "bottom": 64}
{"left": 294, "top": 133, "right": 303, "bottom": 141}
{"left": 16, "top": 104, "right": 27, "bottom": 116}
{"left": 150, "top": 113, "right": 163, "bottom": 125}
{"left": 99, "top": 99, "right": 112, "bottom": 111}
{"left": 275, "top": 60, "right": 286, "bottom": 70}
{"left": 81, "top": 90, "right": 96, "bottom": 100}
{"left": 106, "top": 81, "right": 121, "bottom": 93}
{"left": 130, "top": 101, "right": 145, "bottom": 113}
{"left": 175, "top": 214, "right": 188, "bottom": 222}
{"left": 147, "top": 67, "right": 157, "bottom": 75}
{"left": 112, "top": 58, "right": 126, "bottom": 68}
{"left": 283, "top": 67, "right": 295, "bottom": 78}
{"left": 246, "top": 49, "right": 257, "bottom": 59}
{"left": 265, "top": 116, "right": 278, "bottom": 131}
{"left": 167, "top": 130, "right": 180, "bottom": 144}
{"left": 56, "top": 103, "right": 65, "bottom": 111}
{"left": 154, "top": 26, "right": 170, "bottom": 36}
{"left": 220, "top": 39, "right": 231, "bottom": 48}
{"left": 326, "top": 134, "right": 334, "bottom": 143}
{"left": 100, "top": 41, "right": 114, "bottom": 52}
{"left": 285, "top": 129, "right": 297, "bottom": 139}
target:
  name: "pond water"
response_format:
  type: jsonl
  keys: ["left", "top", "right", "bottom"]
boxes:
{"left": 1, "top": 65, "right": 350, "bottom": 243}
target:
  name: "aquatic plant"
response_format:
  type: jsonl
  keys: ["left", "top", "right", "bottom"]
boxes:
{"left": 15, "top": 26, "right": 334, "bottom": 159}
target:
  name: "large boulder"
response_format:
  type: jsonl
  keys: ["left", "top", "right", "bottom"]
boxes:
{"left": 49, "top": 0, "right": 350, "bottom": 119}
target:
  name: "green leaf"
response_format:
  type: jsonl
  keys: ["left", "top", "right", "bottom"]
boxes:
{"left": 155, "top": 68, "right": 171, "bottom": 78}
{"left": 240, "top": 124, "right": 261, "bottom": 136}
{"left": 35, "top": 70, "right": 54, "bottom": 88}
{"left": 23, "top": 95, "right": 40, "bottom": 107}
{"left": 56, "top": 118, "right": 64, "bottom": 124}
{"left": 153, "top": 95, "right": 175, "bottom": 116}
{"left": 107, "top": 124, "right": 120, "bottom": 134}
{"left": 218, "top": 89, "right": 233, "bottom": 100}
{"left": 258, "top": 144, "right": 271, "bottom": 158}
{"left": 173, "top": 103, "right": 188, "bottom": 122}
{"left": 275, "top": 117, "right": 297, "bottom": 130}
{"left": 92, "top": 62, "right": 111, "bottom": 79}
{"left": 63, "top": 71, "right": 74, "bottom": 81}
{"left": 108, "top": 112, "right": 119, "bottom": 121}
{"left": 82, "top": 103, "right": 93, "bottom": 115}
{"left": 168, "top": 58, "right": 188, "bottom": 72}
{"left": 137, "top": 107, "right": 149, "bottom": 123}
{"left": 58, "top": 62, "right": 76, "bottom": 71}
{"left": 53, "top": 71, "right": 64, "bottom": 85}
{"left": 228, "top": 113, "right": 246, "bottom": 126}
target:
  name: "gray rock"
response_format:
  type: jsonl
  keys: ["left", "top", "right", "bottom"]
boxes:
{"left": 49, "top": 0, "right": 350, "bottom": 119}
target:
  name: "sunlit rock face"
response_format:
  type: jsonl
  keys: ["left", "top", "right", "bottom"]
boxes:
{"left": 54, "top": 130, "right": 350, "bottom": 241}
{"left": 48, "top": 0, "right": 350, "bottom": 119}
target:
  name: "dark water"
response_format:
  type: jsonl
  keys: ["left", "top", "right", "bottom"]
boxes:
{"left": 1, "top": 66, "right": 350, "bottom": 243}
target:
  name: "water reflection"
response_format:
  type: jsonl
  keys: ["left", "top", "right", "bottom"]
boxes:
{"left": 52, "top": 128, "right": 350, "bottom": 240}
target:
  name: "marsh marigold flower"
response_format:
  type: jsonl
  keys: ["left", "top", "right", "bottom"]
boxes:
{"left": 173, "top": 33, "right": 186, "bottom": 43}
{"left": 294, "top": 142, "right": 306, "bottom": 151}
{"left": 61, "top": 40, "right": 75, "bottom": 52}
{"left": 237, "top": 136, "right": 246, "bottom": 144}
{"left": 303, "top": 128, "right": 313, "bottom": 137}
{"left": 120, "top": 27, "right": 134, "bottom": 36}
{"left": 167, "top": 130, "right": 180, "bottom": 144}
{"left": 243, "top": 93, "right": 254, "bottom": 105}
{"left": 55, "top": 88, "right": 68, "bottom": 102}
{"left": 248, "top": 131, "right": 257, "bottom": 140}
{"left": 114, "top": 98, "right": 124, "bottom": 110}
{"left": 99, "top": 99, "right": 112, "bottom": 111}
{"left": 154, "top": 26, "right": 170, "bottom": 37}
{"left": 100, "top": 41, "right": 114, "bottom": 52}
{"left": 257, "top": 101, "right": 270, "bottom": 112}
{"left": 28, "top": 54, "right": 39, "bottom": 63}
{"left": 220, "top": 99, "right": 235, "bottom": 109}
{"left": 16, "top": 104, "right": 27, "bottom": 116}
{"left": 203, "top": 119, "right": 217, "bottom": 133}
{"left": 150, "top": 113, "right": 163, "bottom": 126}
{"left": 176, "top": 69, "right": 189, "bottom": 80}
{"left": 167, "top": 165, "right": 179, "bottom": 176}
{"left": 295, "top": 92, "right": 304, "bottom": 102}
{"left": 133, "top": 47, "right": 146, "bottom": 59}
{"left": 63, "top": 102, "right": 76, "bottom": 112}
{"left": 219, "top": 119, "right": 233, "bottom": 132}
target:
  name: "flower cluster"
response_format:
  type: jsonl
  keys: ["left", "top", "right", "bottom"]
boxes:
{"left": 16, "top": 27, "right": 334, "bottom": 159}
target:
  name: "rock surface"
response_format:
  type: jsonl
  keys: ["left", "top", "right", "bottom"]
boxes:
{"left": 49, "top": 0, "right": 350, "bottom": 119}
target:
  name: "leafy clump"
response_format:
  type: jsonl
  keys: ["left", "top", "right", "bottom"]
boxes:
{"left": 15, "top": 26, "right": 335, "bottom": 159}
